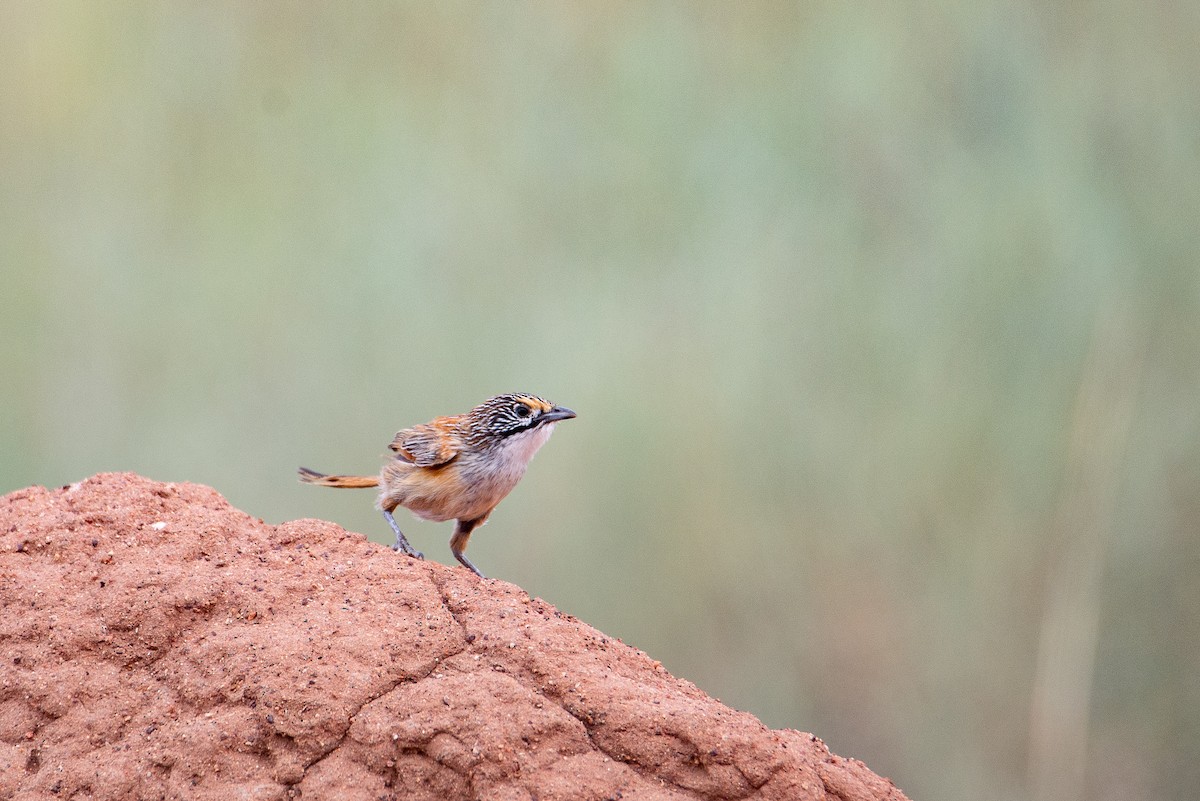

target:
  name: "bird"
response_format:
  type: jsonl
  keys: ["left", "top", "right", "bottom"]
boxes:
{"left": 298, "top": 393, "right": 576, "bottom": 578}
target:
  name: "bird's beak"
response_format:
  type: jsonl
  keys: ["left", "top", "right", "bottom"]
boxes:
{"left": 539, "top": 406, "right": 577, "bottom": 424}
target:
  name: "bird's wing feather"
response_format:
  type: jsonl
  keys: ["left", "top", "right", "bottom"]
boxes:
{"left": 389, "top": 422, "right": 460, "bottom": 467}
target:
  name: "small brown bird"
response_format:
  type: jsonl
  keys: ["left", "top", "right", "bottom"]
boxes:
{"left": 298, "top": 393, "right": 576, "bottom": 578}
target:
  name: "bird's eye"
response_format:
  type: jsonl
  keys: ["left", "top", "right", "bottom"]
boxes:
{"left": 514, "top": 404, "right": 532, "bottom": 418}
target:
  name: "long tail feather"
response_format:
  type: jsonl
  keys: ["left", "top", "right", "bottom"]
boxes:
{"left": 297, "top": 467, "right": 379, "bottom": 489}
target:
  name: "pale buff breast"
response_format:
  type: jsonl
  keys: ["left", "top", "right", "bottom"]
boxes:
{"left": 379, "top": 422, "right": 560, "bottom": 523}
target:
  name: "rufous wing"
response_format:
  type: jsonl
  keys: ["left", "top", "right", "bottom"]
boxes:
{"left": 389, "top": 422, "right": 460, "bottom": 467}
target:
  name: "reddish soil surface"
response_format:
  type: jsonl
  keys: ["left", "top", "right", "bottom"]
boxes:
{"left": 0, "top": 473, "right": 907, "bottom": 800}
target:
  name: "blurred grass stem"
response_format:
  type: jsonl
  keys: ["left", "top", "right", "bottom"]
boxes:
{"left": 1027, "top": 306, "right": 1143, "bottom": 801}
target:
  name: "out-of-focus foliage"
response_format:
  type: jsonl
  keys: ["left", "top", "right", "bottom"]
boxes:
{"left": 2, "top": 4, "right": 1197, "bottom": 800}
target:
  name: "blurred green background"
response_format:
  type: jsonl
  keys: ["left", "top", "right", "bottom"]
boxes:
{"left": 2, "top": 3, "right": 1197, "bottom": 799}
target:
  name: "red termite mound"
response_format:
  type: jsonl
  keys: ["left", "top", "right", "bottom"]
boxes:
{"left": 0, "top": 473, "right": 907, "bottom": 800}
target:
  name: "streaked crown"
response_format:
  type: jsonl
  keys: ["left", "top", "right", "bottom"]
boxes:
{"left": 467, "top": 393, "right": 575, "bottom": 440}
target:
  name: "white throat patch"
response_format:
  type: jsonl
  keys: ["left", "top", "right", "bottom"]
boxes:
{"left": 499, "top": 422, "right": 557, "bottom": 470}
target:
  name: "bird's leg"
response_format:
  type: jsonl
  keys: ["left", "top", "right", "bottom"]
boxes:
{"left": 383, "top": 508, "right": 423, "bottom": 560}
{"left": 450, "top": 517, "right": 486, "bottom": 578}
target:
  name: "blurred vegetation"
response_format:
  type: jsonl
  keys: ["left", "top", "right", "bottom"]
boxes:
{"left": 2, "top": 3, "right": 1198, "bottom": 800}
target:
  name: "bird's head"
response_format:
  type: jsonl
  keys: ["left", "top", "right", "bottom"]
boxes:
{"left": 471, "top": 393, "right": 576, "bottom": 442}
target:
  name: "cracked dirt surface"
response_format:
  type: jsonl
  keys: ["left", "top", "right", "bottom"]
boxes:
{"left": 0, "top": 473, "right": 908, "bottom": 800}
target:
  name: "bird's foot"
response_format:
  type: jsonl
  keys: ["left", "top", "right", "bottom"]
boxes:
{"left": 391, "top": 542, "right": 424, "bottom": 560}
{"left": 382, "top": 509, "right": 423, "bottom": 560}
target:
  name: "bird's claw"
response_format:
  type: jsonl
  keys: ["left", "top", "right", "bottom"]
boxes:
{"left": 391, "top": 542, "right": 424, "bottom": 560}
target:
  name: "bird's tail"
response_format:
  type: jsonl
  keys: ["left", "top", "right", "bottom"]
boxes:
{"left": 297, "top": 467, "right": 379, "bottom": 489}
